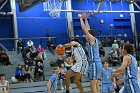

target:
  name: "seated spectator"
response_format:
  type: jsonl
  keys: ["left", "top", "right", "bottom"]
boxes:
{"left": 27, "top": 38, "right": 34, "bottom": 48}
{"left": 109, "top": 48, "right": 119, "bottom": 59}
{"left": 15, "top": 65, "right": 25, "bottom": 82}
{"left": 37, "top": 45, "right": 44, "bottom": 53}
{"left": 35, "top": 56, "right": 43, "bottom": 66}
{"left": 108, "top": 48, "right": 119, "bottom": 66}
{"left": 99, "top": 44, "right": 105, "bottom": 57}
{"left": 0, "top": 74, "right": 10, "bottom": 93}
{"left": 24, "top": 52, "right": 33, "bottom": 66}
{"left": 112, "top": 40, "right": 119, "bottom": 54}
{"left": 34, "top": 62, "right": 45, "bottom": 81}
{"left": 37, "top": 45, "right": 46, "bottom": 60}
{"left": 23, "top": 64, "right": 31, "bottom": 82}
{"left": 22, "top": 46, "right": 30, "bottom": 59}
{"left": 0, "top": 50, "right": 11, "bottom": 66}
{"left": 56, "top": 55, "right": 64, "bottom": 67}
{"left": 30, "top": 45, "right": 37, "bottom": 59}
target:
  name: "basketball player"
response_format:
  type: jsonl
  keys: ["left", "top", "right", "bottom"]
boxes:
{"left": 101, "top": 60, "right": 116, "bottom": 93}
{"left": 62, "top": 38, "right": 88, "bottom": 93}
{"left": 113, "top": 43, "right": 140, "bottom": 93}
{"left": 0, "top": 74, "right": 10, "bottom": 93}
{"left": 79, "top": 13, "right": 103, "bottom": 93}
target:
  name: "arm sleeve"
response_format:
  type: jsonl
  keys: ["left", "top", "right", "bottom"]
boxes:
{"left": 49, "top": 75, "right": 56, "bottom": 82}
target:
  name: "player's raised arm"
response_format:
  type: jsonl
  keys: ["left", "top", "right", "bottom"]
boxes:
{"left": 84, "top": 13, "right": 90, "bottom": 30}
{"left": 79, "top": 14, "right": 95, "bottom": 45}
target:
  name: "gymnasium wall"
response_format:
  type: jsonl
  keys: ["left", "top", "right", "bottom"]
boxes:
{"left": 16, "top": 2, "right": 68, "bottom": 48}
{"left": 134, "top": 2, "right": 140, "bottom": 44}
{"left": 72, "top": 1, "right": 132, "bottom": 41}
{"left": 0, "top": 1, "right": 14, "bottom": 50}
{"left": 0, "top": 1, "right": 135, "bottom": 50}
{"left": 134, "top": 2, "right": 140, "bottom": 36}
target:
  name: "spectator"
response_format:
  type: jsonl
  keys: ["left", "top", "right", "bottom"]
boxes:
{"left": 56, "top": 55, "right": 64, "bottom": 67}
{"left": 59, "top": 64, "right": 67, "bottom": 90}
{"left": 34, "top": 62, "right": 45, "bottom": 81}
{"left": 0, "top": 50, "right": 11, "bottom": 66}
{"left": 45, "top": 66, "right": 60, "bottom": 93}
{"left": 0, "top": 74, "right": 10, "bottom": 93}
{"left": 35, "top": 56, "right": 43, "bottom": 66}
{"left": 37, "top": 45, "right": 44, "bottom": 53}
{"left": 17, "top": 39, "right": 24, "bottom": 55}
{"left": 27, "top": 38, "right": 34, "bottom": 48}
{"left": 23, "top": 64, "right": 31, "bottom": 82}
{"left": 24, "top": 52, "right": 33, "bottom": 66}
{"left": 109, "top": 48, "right": 119, "bottom": 59}
{"left": 0, "top": 50, "right": 2, "bottom": 65}
{"left": 108, "top": 48, "right": 119, "bottom": 66}
{"left": 22, "top": 46, "right": 30, "bottom": 59}
{"left": 30, "top": 45, "right": 37, "bottom": 59}
{"left": 112, "top": 40, "right": 119, "bottom": 53}
{"left": 99, "top": 44, "right": 105, "bottom": 57}
{"left": 47, "top": 37, "right": 55, "bottom": 55}
{"left": 15, "top": 65, "right": 25, "bottom": 82}
{"left": 37, "top": 45, "right": 45, "bottom": 60}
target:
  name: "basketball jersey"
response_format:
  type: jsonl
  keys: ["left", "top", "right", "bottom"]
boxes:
{"left": 45, "top": 74, "right": 58, "bottom": 93}
{"left": 71, "top": 44, "right": 88, "bottom": 74}
{"left": 88, "top": 38, "right": 101, "bottom": 62}
{"left": 123, "top": 54, "right": 140, "bottom": 93}
{"left": 119, "top": 67, "right": 140, "bottom": 93}
{"left": 125, "top": 54, "right": 138, "bottom": 80}
{"left": 138, "top": 67, "right": 140, "bottom": 86}
{"left": 0, "top": 80, "right": 9, "bottom": 92}
{"left": 101, "top": 67, "right": 113, "bottom": 84}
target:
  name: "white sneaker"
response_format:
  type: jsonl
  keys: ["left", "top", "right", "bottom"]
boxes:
{"left": 61, "top": 87, "right": 64, "bottom": 90}
{"left": 69, "top": 87, "right": 72, "bottom": 89}
{"left": 64, "top": 86, "right": 72, "bottom": 89}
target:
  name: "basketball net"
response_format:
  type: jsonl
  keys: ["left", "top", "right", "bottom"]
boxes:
{"left": 43, "top": 0, "right": 63, "bottom": 18}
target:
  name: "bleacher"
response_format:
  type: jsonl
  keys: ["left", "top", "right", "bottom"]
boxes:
{"left": 0, "top": 47, "right": 115, "bottom": 93}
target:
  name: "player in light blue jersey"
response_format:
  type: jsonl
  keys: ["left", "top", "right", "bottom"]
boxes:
{"left": 79, "top": 13, "right": 103, "bottom": 93}
{"left": 45, "top": 66, "right": 60, "bottom": 93}
{"left": 113, "top": 43, "right": 140, "bottom": 93}
{"left": 101, "top": 59, "right": 116, "bottom": 93}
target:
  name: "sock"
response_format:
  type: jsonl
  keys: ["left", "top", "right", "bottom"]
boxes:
{"left": 66, "top": 90, "right": 70, "bottom": 93}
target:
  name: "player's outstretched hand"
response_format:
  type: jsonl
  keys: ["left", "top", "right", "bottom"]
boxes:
{"left": 78, "top": 14, "right": 85, "bottom": 19}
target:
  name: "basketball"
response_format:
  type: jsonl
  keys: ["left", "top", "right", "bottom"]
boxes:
{"left": 56, "top": 45, "right": 65, "bottom": 56}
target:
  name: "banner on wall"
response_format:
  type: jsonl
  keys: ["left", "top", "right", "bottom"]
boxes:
{"left": 16, "top": 0, "right": 45, "bottom": 12}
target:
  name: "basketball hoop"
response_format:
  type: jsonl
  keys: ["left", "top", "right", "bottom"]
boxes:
{"left": 43, "top": 0, "right": 63, "bottom": 18}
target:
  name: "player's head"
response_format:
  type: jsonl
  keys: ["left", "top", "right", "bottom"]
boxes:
{"left": 103, "top": 59, "right": 109, "bottom": 68}
{"left": 0, "top": 74, "right": 5, "bottom": 80}
{"left": 70, "top": 38, "right": 80, "bottom": 43}
{"left": 120, "top": 43, "right": 134, "bottom": 56}
{"left": 88, "top": 29, "right": 95, "bottom": 37}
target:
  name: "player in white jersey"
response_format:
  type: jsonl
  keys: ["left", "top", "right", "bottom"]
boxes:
{"left": 0, "top": 74, "right": 10, "bottom": 93}
{"left": 62, "top": 38, "right": 88, "bottom": 93}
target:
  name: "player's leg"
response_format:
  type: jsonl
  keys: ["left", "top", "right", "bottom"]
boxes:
{"left": 65, "top": 70, "right": 74, "bottom": 93}
{"left": 74, "top": 73, "right": 84, "bottom": 93}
